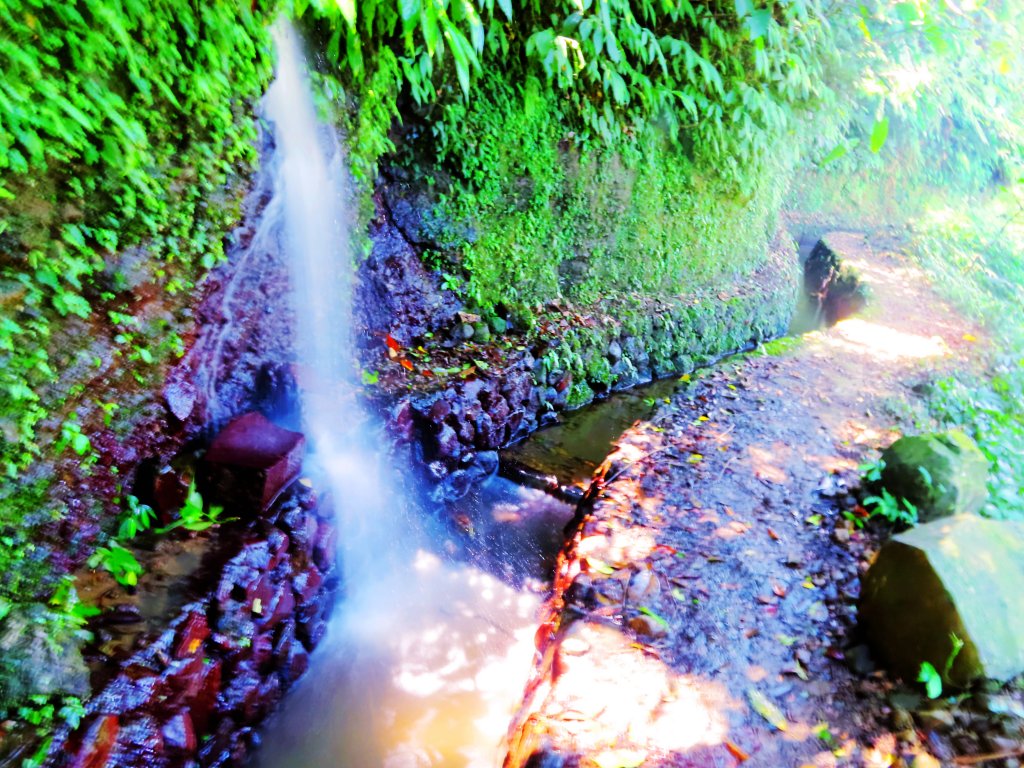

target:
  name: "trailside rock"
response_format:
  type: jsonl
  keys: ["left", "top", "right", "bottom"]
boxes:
{"left": 880, "top": 431, "right": 989, "bottom": 521}
{"left": 860, "top": 515, "right": 1024, "bottom": 686}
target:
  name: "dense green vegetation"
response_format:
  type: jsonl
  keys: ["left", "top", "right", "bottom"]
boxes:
{"left": 1, "top": 0, "right": 1023, "bottom": 749}
{"left": 0, "top": 0, "right": 277, "bottom": 723}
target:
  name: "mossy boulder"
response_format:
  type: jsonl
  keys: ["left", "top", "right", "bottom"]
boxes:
{"left": 880, "top": 431, "right": 989, "bottom": 521}
{"left": 860, "top": 515, "right": 1024, "bottom": 687}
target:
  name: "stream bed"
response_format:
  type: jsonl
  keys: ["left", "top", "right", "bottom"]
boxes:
{"left": 249, "top": 374, "right": 697, "bottom": 767}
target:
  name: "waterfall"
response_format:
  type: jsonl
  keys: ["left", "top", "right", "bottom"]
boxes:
{"left": 254, "top": 21, "right": 542, "bottom": 768}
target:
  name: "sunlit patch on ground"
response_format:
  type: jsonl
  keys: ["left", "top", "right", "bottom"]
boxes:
{"left": 522, "top": 621, "right": 735, "bottom": 760}
{"left": 821, "top": 317, "right": 950, "bottom": 362}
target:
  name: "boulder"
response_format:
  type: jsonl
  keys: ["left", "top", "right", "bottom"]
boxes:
{"left": 880, "top": 431, "right": 989, "bottom": 521}
{"left": 860, "top": 515, "right": 1024, "bottom": 686}
{"left": 202, "top": 412, "right": 305, "bottom": 512}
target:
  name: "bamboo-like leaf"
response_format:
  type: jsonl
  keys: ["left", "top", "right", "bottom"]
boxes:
{"left": 869, "top": 116, "right": 890, "bottom": 153}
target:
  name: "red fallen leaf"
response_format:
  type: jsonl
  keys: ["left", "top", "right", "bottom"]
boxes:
{"left": 421, "top": 369, "right": 433, "bottom": 377}
{"left": 653, "top": 544, "right": 677, "bottom": 555}
{"left": 767, "top": 527, "right": 780, "bottom": 541}
{"left": 399, "top": 359, "right": 414, "bottom": 371}
{"left": 385, "top": 334, "right": 401, "bottom": 352}
{"left": 772, "top": 582, "right": 787, "bottom": 598}
{"left": 725, "top": 740, "right": 750, "bottom": 762}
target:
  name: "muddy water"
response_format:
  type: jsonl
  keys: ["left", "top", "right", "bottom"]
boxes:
{"left": 251, "top": 483, "right": 565, "bottom": 768}
{"left": 503, "top": 376, "right": 684, "bottom": 488}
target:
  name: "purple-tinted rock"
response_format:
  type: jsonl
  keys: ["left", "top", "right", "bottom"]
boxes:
{"left": 164, "top": 378, "right": 197, "bottom": 422}
{"left": 292, "top": 565, "right": 324, "bottom": 605}
{"left": 162, "top": 713, "right": 197, "bottom": 754}
{"left": 173, "top": 612, "right": 210, "bottom": 660}
{"left": 433, "top": 423, "right": 461, "bottom": 462}
{"left": 312, "top": 520, "right": 337, "bottom": 572}
{"left": 70, "top": 714, "right": 119, "bottom": 768}
{"left": 110, "top": 715, "right": 165, "bottom": 768}
{"left": 219, "top": 661, "right": 263, "bottom": 722}
{"left": 153, "top": 468, "right": 190, "bottom": 519}
{"left": 203, "top": 412, "right": 305, "bottom": 512}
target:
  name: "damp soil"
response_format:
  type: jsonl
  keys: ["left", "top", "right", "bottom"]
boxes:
{"left": 507, "top": 231, "right": 1024, "bottom": 767}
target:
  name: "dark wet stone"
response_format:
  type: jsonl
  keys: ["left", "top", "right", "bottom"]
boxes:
{"left": 293, "top": 564, "right": 324, "bottom": 606}
{"left": 607, "top": 339, "right": 622, "bottom": 363}
{"left": 433, "top": 423, "right": 461, "bottom": 462}
{"left": 153, "top": 467, "right": 191, "bottom": 518}
{"left": 203, "top": 412, "right": 305, "bottom": 512}
{"left": 173, "top": 611, "right": 210, "bottom": 660}
{"left": 110, "top": 715, "right": 165, "bottom": 768}
{"left": 161, "top": 712, "right": 197, "bottom": 754}
{"left": 312, "top": 520, "right": 337, "bottom": 572}
{"left": 164, "top": 378, "right": 197, "bottom": 422}
{"left": 70, "top": 714, "right": 119, "bottom": 768}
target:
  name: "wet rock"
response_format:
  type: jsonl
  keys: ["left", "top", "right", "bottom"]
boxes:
{"left": 164, "top": 378, "right": 197, "bottom": 422}
{"left": 161, "top": 713, "right": 197, "bottom": 754}
{"left": 607, "top": 339, "right": 622, "bottom": 363}
{"left": 203, "top": 412, "right": 305, "bottom": 512}
{"left": 861, "top": 515, "right": 1024, "bottom": 685}
{"left": 880, "top": 431, "right": 989, "bottom": 521}
{"left": 153, "top": 466, "right": 190, "bottom": 519}
{"left": 70, "top": 714, "right": 119, "bottom": 768}
{"left": 173, "top": 611, "right": 210, "bottom": 659}
{"left": 110, "top": 715, "right": 165, "bottom": 767}
{"left": 0, "top": 602, "right": 90, "bottom": 705}
{"left": 355, "top": 218, "right": 459, "bottom": 344}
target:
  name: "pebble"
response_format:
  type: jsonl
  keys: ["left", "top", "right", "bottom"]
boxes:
{"left": 917, "top": 709, "right": 955, "bottom": 732}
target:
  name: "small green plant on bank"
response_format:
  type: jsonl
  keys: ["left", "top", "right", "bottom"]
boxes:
{"left": 918, "top": 633, "right": 965, "bottom": 700}
{"left": 863, "top": 488, "right": 918, "bottom": 528}
{"left": 156, "top": 481, "right": 234, "bottom": 534}
{"left": 117, "top": 495, "right": 155, "bottom": 540}
{"left": 87, "top": 543, "right": 143, "bottom": 588}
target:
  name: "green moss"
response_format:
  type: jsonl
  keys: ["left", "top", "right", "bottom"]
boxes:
{"left": 431, "top": 70, "right": 796, "bottom": 314}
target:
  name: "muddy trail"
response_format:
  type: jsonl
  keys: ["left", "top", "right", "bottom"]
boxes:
{"left": 505, "top": 232, "right": 1023, "bottom": 767}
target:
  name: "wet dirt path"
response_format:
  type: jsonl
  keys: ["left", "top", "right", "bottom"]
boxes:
{"left": 506, "top": 232, "right": 986, "bottom": 767}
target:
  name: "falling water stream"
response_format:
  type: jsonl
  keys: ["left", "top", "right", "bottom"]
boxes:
{"left": 248, "top": 23, "right": 554, "bottom": 767}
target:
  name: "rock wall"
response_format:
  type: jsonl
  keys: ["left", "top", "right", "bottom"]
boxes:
{"left": 388, "top": 236, "right": 799, "bottom": 503}
{"left": 49, "top": 482, "right": 337, "bottom": 768}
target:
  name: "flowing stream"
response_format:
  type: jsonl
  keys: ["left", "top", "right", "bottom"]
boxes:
{"left": 249, "top": 23, "right": 553, "bottom": 767}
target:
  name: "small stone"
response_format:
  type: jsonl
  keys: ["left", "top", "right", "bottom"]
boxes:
{"left": 833, "top": 527, "right": 851, "bottom": 544}
{"left": 489, "top": 317, "right": 507, "bottom": 334}
{"left": 472, "top": 322, "right": 491, "bottom": 343}
{"left": 458, "top": 322, "right": 475, "bottom": 340}
{"left": 607, "top": 340, "right": 623, "bottom": 363}
{"left": 917, "top": 709, "right": 955, "bottom": 732}
{"left": 628, "top": 614, "right": 669, "bottom": 639}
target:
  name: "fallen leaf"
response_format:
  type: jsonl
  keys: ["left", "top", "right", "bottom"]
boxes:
{"left": 962, "top": 333, "right": 977, "bottom": 342}
{"left": 747, "top": 688, "right": 788, "bottom": 732}
{"left": 767, "top": 527, "right": 779, "bottom": 541}
{"left": 385, "top": 333, "right": 401, "bottom": 352}
{"left": 400, "top": 358, "right": 414, "bottom": 371}
{"left": 772, "top": 582, "right": 787, "bottom": 598}
{"left": 725, "top": 740, "right": 750, "bottom": 762}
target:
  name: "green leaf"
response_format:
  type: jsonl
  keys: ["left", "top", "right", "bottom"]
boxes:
{"left": 746, "top": 9, "right": 772, "bottom": 40}
{"left": 334, "top": 0, "right": 357, "bottom": 28}
{"left": 918, "top": 661, "right": 943, "bottom": 699}
{"left": 747, "top": 688, "right": 789, "bottom": 731}
{"left": 869, "top": 117, "right": 890, "bottom": 153}
{"left": 496, "top": 0, "right": 512, "bottom": 21}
